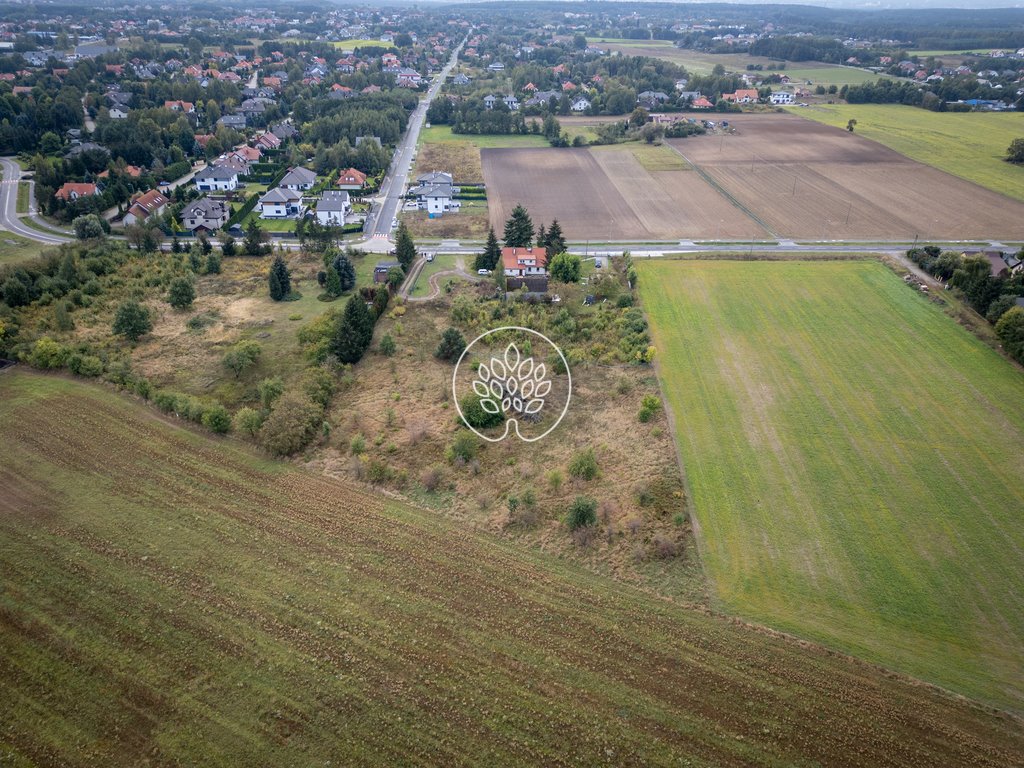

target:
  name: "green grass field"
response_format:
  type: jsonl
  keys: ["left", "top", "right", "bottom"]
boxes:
{"left": 783, "top": 66, "right": 890, "bottom": 86}
{"left": 790, "top": 104, "right": 1024, "bottom": 201}
{"left": 0, "top": 233, "right": 52, "bottom": 266}
{"left": 407, "top": 252, "right": 457, "bottom": 295}
{"left": 419, "top": 125, "right": 550, "bottom": 149}
{"left": 639, "top": 259, "right": 1024, "bottom": 712}
{"left": 5, "top": 373, "right": 1022, "bottom": 764}
{"left": 15, "top": 182, "right": 30, "bottom": 214}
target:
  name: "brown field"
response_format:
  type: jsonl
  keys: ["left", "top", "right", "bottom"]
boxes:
{"left": 673, "top": 113, "right": 1024, "bottom": 240}
{"left": 414, "top": 140, "right": 483, "bottom": 183}
{"left": 482, "top": 146, "right": 765, "bottom": 241}
{"left": 3, "top": 371, "right": 1024, "bottom": 766}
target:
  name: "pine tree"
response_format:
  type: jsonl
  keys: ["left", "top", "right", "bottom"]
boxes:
{"left": 536, "top": 223, "right": 546, "bottom": 250}
{"left": 332, "top": 250, "right": 356, "bottom": 292}
{"left": 268, "top": 255, "right": 291, "bottom": 301}
{"left": 503, "top": 204, "right": 533, "bottom": 248}
{"left": 330, "top": 294, "right": 375, "bottom": 364}
{"left": 395, "top": 222, "right": 416, "bottom": 272}
{"left": 476, "top": 226, "right": 501, "bottom": 271}
{"left": 545, "top": 219, "right": 566, "bottom": 262}
{"left": 324, "top": 265, "right": 342, "bottom": 297}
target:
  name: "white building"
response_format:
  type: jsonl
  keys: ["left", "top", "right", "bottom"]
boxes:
{"left": 770, "top": 91, "right": 795, "bottom": 105}
{"left": 194, "top": 166, "right": 239, "bottom": 192}
{"left": 315, "top": 190, "right": 350, "bottom": 226}
{"left": 259, "top": 187, "right": 302, "bottom": 218}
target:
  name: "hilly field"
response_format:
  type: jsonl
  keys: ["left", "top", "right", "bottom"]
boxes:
{"left": 2, "top": 371, "right": 1023, "bottom": 766}
{"left": 639, "top": 259, "right": 1024, "bottom": 713}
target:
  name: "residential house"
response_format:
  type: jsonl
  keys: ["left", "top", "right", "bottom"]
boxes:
{"left": 315, "top": 190, "right": 351, "bottom": 226}
{"left": 239, "top": 98, "right": 270, "bottom": 118}
{"left": 337, "top": 167, "right": 368, "bottom": 190}
{"left": 374, "top": 261, "right": 401, "bottom": 284}
{"left": 722, "top": 89, "right": 759, "bottom": 103}
{"left": 483, "top": 94, "right": 498, "bottom": 110}
{"left": 396, "top": 68, "right": 422, "bottom": 87}
{"left": 503, "top": 94, "right": 519, "bottom": 110}
{"left": 453, "top": 72, "right": 471, "bottom": 86}
{"left": 270, "top": 122, "right": 298, "bottom": 141}
{"left": 122, "top": 189, "right": 170, "bottom": 226}
{"left": 164, "top": 100, "right": 195, "bottom": 113}
{"left": 502, "top": 246, "right": 547, "bottom": 277}
{"left": 55, "top": 182, "right": 99, "bottom": 201}
{"left": 962, "top": 249, "right": 1012, "bottom": 278}
{"left": 255, "top": 131, "right": 282, "bottom": 151}
{"left": 770, "top": 91, "right": 794, "bottom": 105}
{"left": 109, "top": 107, "right": 129, "bottom": 119}
{"left": 279, "top": 166, "right": 317, "bottom": 191}
{"left": 637, "top": 91, "right": 671, "bottom": 109}
{"left": 217, "top": 114, "right": 247, "bottom": 130}
{"left": 525, "top": 90, "right": 559, "bottom": 108}
{"left": 194, "top": 165, "right": 239, "bottom": 192}
{"left": 488, "top": 61, "right": 505, "bottom": 71}
{"left": 570, "top": 97, "right": 591, "bottom": 112}
{"left": 258, "top": 187, "right": 302, "bottom": 218}
{"left": 181, "top": 197, "right": 230, "bottom": 233}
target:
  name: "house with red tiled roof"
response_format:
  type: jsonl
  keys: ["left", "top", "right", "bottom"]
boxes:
{"left": 336, "top": 167, "right": 367, "bottom": 190}
{"left": 164, "top": 100, "right": 195, "bottom": 113}
{"left": 255, "top": 132, "right": 281, "bottom": 151}
{"left": 55, "top": 182, "right": 99, "bottom": 201}
{"left": 721, "top": 89, "right": 759, "bottom": 104}
{"left": 502, "top": 247, "right": 547, "bottom": 277}
{"left": 123, "top": 189, "right": 170, "bottom": 226}
{"left": 692, "top": 96, "right": 714, "bottom": 109}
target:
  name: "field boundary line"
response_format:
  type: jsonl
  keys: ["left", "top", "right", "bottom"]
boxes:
{"left": 665, "top": 143, "right": 777, "bottom": 239}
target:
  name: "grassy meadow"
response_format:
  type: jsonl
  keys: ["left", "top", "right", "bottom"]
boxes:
{"left": 639, "top": 259, "right": 1024, "bottom": 712}
{"left": 0, "top": 233, "right": 52, "bottom": 267}
{"left": 2, "top": 371, "right": 1023, "bottom": 765}
{"left": 790, "top": 103, "right": 1024, "bottom": 201}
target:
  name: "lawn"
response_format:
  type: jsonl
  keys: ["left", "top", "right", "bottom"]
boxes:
{"left": 1, "top": 371, "right": 1021, "bottom": 765}
{"left": 0, "top": 233, "right": 53, "bottom": 266}
{"left": 639, "top": 259, "right": 1024, "bottom": 712}
{"left": 239, "top": 209, "right": 297, "bottom": 233}
{"left": 782, "top": 66, "right": 892, "bottom": 86}
{"left": 406, "top": 252, "right": 458, "bottom": 296}
{"left": 789, "top": 103, "right": 1024, "bottom": 201}
{"left": 418, "top": 125, "right": 550, "bottom": 149}
{"left": 16, "top": 182, "right": 30, "bottom": 214}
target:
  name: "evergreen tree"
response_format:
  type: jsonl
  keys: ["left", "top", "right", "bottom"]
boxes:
{"left": 475, "top": 226, "right": 502, "bottom": 271}
{"left": 503, "top": 204, "right": 533, "bottom": 248}
{"left": 395, "top": 222, "right": 416, "bottom": 272}
{"left": 244, "top": 220, "right": 268, "bottom": 256}
{"left": 324, "top": 265, "right": 342, "bottom": 297}
{"left": 330, "top": 294, "right": 375, "bottom": 364}
{"left": 331, "top": 250, "right": 356, "bottom": 292}
{"left": 112, "top": 300, "right": 153, "bottom": 342}
{"left": 167, "top": 276, "right": 196, "bottom": 309}
{"left": 545, "top": 219, "right": 566, "bottom": 262}
{"left": 536, "top": 223, "right": 546, "bottom": 250}
{"left": 268, "top": 255, "right": 291, "bottom": 301}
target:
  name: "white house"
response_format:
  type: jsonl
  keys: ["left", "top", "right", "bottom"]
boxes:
{"left": 181, "top": 197, "right": 230, "bottom": 233}
{"left": 770, "top": 91, "right": 794, "bottom": 105}
{"left": 570, "top": 97, "right": 591, "bottom": 112}
{"left": 259, "top": 187, "right": 302, "bottom": 218}
{"left": 315, "top": 190, "right": 350, "bottom": 226}
{"left": 194, "top": 165, "right": 239, "bottom": 192}
{"left": 279, "top": 166, "right": 317, "bottom": 191}
{"left": 417, "top": 184, "right": 460, "bottom": 216}
{"left": 502, "top": 246, "right": 547, "bottom": 277}
{"left": 109, "top": 107, "right": 129, "bottom": 119}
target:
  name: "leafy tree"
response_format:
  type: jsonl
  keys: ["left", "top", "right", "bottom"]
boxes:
{"left": 638, "top": 394, "right": 661, "bottom": 423}
{"left": 549, "top": 252, "right": 582, "bottom": 283}
{"left": 201, "top": 405, "right": 232, "bottom": 434}
{"left": 395, "top": 222, "right": 416, "bottom": 272}
{"left": 2, "top": 278, "right": 28, "bottom": 307}
{"left": 986, "top": 295, "right": 1020, "bottom": 325}
{"left": 167, "top": 276, "right": 195, "bottom": 309}
{"left": 950, "top": 256, "right": 1001, "bottom": 315}
{"left": 475, "top": 226, "right": 502, "bottom": 271}
{"left": 846, "top": 118, "right": 857, "bottom": 132}
{"left": 324, "top": 265, "right": 342, "bottom": 298}
{"left": 234, "top": 407, "right": 264, "bottom": 436}
{"left": 268, "top": 255, "right": 291, "bottom": 301}
{"left": 72, "top": 214, "right": 105, "bottom": 240}
{"left": 995, "top": 307, "right": 1024, "bottom": 363}
{"left": 566, "top": 496, "right": 598, "bottom": 530}
{"left": 54, "top": 301, "right": 74, "bottom": 331}
{"left": 544, "top": 219, "right": 566, "bottom": 260}
{"left": 222, "top": 340, "right": 262, "bottom": 378}
{"left": 259, "top": 392, "right": 322, "bottom": 456}
{"left": 1006, "top": 138, "right": 1024, "bottom": 164}
{"left": 258, "top": 376, "right": 285, "bottom": 409}
{"left": 330, "top": 294, "right": 374, "bottom": 364}
{"left": 112, "top": 300, "right": 153, "bottom": 342}
{"left": 435, "top": 327, "right": 466, "bottom": 362}
{"left": 503, "top": 204, "right": 533, "bottom": 248}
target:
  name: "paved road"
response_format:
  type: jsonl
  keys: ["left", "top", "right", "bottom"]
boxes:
{"left": 365, "top": 39, "right": 464, "bottom": 240}
{"left": 0, "top": 157, "right": 72, "bottom": 245}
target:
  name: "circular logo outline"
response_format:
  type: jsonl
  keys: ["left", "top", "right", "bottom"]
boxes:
{"left": 452, "top": 325, "right": 572, "bottom": 443}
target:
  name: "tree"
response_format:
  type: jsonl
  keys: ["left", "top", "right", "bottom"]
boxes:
{"left": 435, "top": 327, "right": 466, "bottom": 362}
{"left": 566, "top": 496, "right": 597, "bottom": 530}
{"left": 995, "top": 307, "right": 1024, "bottom": 363}
{"left": 259, "top": 392, "right": 322, "bottom": 456}
{"left": 1, "top": 278, "right": 28, "bottom": 307}
{"left": 234, "top": 407, "right": 263, "bottom": 436}
{"left": 951, "top": 255, "right": 1001, "bottom": 315}
{"left": 395, "top": 222, "right": 416, "bottom": 272}
{"left": 72, "top": 214, "right": 105, "bottom": 240}
{"left": 243, "top": 220, "right": 269, "bottom": 256}
{"left": 268, "top": 255, "right": 291, "bottom": 301}
{"left": 544, "top": 219, "right": 566, "bottom": 260}
{"left": 112, "top": 300, "right": 153, "bottom": 342}
{"left": 639, "top": 122, "right": 664, "bottom": 144}
{"left": 503, "top": 204, "right": 533, "bottom": 248}
{"left": 201, "top": 405, "right": 232, "bottom": 434}
{"left": 379, "top": 333, "right": 396, "bottom": 356}
{"left": 220, "top": 235, "right": 236, "bottom": 257}
{"left": 475, "top": 226, "right": 501, "bottom": 271}
{"left": 846, "top": 118, "right": 858, "bottom": 133}
{"left": 1006, "top": 138, "right": 1024, "bottom": 164}
{"left": 205, "top": 251, "right": 221, "bottom": 274}
{"left": 222, "top": 340, "right": 262, "bottom": 378}
{"left": 986, "top": 295, "right": 1020, "bottom": 325}
{"left": 258, "top": 377, "right": 285, "bottom": 409}
{"left": 324, "top": 265, "right": 343, "bottom": 297}
{"left": 331, "top": 250, "right": 356, "bottom": 292}
{"left": 167, "top": 276, "right": 195, "bottom": 309}
{"left": 549, "top": 252, "right": 582, "bottom": 283}
{"left": 54, "top": 301, "right": 74, "bottom": 331}
{"left": 330, "top": 294, "right": 374, "bottom": 364}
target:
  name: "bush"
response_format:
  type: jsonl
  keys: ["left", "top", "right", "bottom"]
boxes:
{"left": 67, "top": 352, "right": 104, "bottom": 377}
{"left": 420, "top": 466, "right": 443, "bottom": 491}
{"left": 568, "top": 448, "right": 598, "bottom": 480}
{"left": 350, "top": 433, "right": 366, "bottom": 455}
{"left": 379, "top": 333, "right": 396, "bottom": 356}
{"left": 435, "top": 327, "right": 467, "bottom": 362}
{"left": 986, "top": 295, "right": 1020, "bottom": 325}
{"left": 447, "top": 430, "right": 477, "bottom": 463}
{"left": 112, "top": 300, "right": 153, "bottom": 342}
{"left": 638, "top": 394, "right": 661, "bottom": 423}
{"left": 28, "top": 337, "right": 69, "bottom": 369}
{"left": 259, "top": 392, "right": 322, "bottom": 456}
{"left": 995, "top": 306, "right": 1024, "bottom": 364}
{"left": 459, "top": 393, "right": 504, "bottom": 430}
{"left": 222, "top": 340, "right": 262, "bottom": 378}
{"left": 258, "top": 376, "right": 285, "bottom": 409}
{"left": 202, "top": 404, "right": 232, "bottom": 434}
{"left": 167, "top": 276, "right": 195, "bottom": 309}
{"left": 234, "top": 407, "right": 263, "bottom": 436}
{"left": 566, "top": 496, "right": 598, "bottom": 530}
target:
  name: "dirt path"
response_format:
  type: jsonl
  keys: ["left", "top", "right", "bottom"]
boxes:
{"left": 406, "top": 267, "right": 483, "bottom": 301}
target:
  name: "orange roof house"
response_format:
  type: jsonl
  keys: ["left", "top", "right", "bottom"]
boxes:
{"left": 55, "top": 182, "right": 98, "bottom": 201}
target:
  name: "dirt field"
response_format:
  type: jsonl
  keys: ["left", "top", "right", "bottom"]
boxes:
{"left": 673, "top": 113, "right": 1024, "bottom": 240}
{"left": 482, "top": 146, "right": 765, "bottom": 241}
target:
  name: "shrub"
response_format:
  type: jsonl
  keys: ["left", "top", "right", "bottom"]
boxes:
{"left": 435, "top": 327, "right": 467, "bottom": 362}
{"left": 259, "top": 392, "right": 322, "bottom": 456}
{"left": 547, "top": 469, "right": 563, "bottom": 491}
{"left": 458, "top": 393, "right": 504, "bottom": 430}
{"left": 222, "top": 340, "right": 262, "bottom": 378}
{"left": 366, "top": 459, "right": 390, "bottom": 484}
{"left": 986, "top": 295, "right": 1020, "bottom": 325}
{"left": 995, "top": 306, "right": 1024, "bottom": 364}
{"left": 28, "top": 337, "right": 69, "bottom": 369}
{"left": 112, "top": 300, "right": 153, "bottom": 342}
{"left": 379, "top": 333, "right": 396, "bottom": 356}
{"left": 447, "top": 430, "right": 477, "bottom": 463}
{"left": 350, "top": 433, "right": 366, "bottom": 455}
{"left": 568, "top": 448, "right": 598, "bottom": 480}
{"left": 202, "top": 404, "right": 232, "bottom": 434}
{"left": 566, "top": 496, "right": 598, "bottom": 530}
{"left": 258, "top": 377, "right": 285, "bottom": 409}
{"left": 167, "top": 276, "right": 195, "bottom": 309}
{"left": 420, "top": 466, "right": 442, "bottom": 491}
{"left": 234, "top": 407, "right": 263, "bottom": 436}
{"left": 638, "top": 394, "right": 661, "bottom": 423}
{"left": 68, "top": 353, "right": 104, "bottom": 377}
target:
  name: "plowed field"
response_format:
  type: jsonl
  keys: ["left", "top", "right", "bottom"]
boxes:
{"left": 2, "top": 371, "right": 1023, "bottom": 766}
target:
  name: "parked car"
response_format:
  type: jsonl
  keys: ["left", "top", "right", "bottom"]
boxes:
{"left": 477, "top": 268, "right": 491, "bottom": 275}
